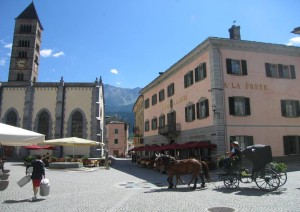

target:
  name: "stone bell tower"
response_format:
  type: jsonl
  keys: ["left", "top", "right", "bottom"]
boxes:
{"left": 8, "top": 2, "right": 43, "bottom": 83}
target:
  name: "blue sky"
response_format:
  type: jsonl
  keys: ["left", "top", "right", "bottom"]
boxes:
{"left": 0, "top": 0, "right": 299, "bottom": 89}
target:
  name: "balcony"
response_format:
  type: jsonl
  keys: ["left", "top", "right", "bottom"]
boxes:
{"left": 158, "top": 123, "right": 181, "bottom": 138}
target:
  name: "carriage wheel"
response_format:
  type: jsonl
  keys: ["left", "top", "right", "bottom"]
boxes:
{"left": 223, "top": 173, "right": 239, "bottom": 189}
{"left": 278, "top": 171, "right": 287, "bottom": 186}
{"left": 255, "top": 168, "right": 280, "bottom": 191}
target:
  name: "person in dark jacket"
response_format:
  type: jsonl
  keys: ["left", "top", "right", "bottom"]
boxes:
{"left": 30, "top": 155, "right": 45, "bottom": 201}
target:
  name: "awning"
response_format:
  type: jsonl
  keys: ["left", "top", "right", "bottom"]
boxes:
{"left": 129, "top": 142, "right": 216, "bottom": 152}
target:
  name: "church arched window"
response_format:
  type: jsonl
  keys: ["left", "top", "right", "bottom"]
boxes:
{"left": 6, "top": 110, "right": 17, "bottom": 126}
{"left": 37, "top": 111, "right": 50, "bottom": 140}
{"left": 71, "top": 111, "right": 83, "bottom": 138}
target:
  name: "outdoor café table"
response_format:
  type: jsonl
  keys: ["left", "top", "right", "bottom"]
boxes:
{"left": 87, "top": 158, "right": 101, "bottom": 167}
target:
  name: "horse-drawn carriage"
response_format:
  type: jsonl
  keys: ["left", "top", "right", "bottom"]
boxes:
{"left": 216, "top": 144, "right": 287, "bottom": 191}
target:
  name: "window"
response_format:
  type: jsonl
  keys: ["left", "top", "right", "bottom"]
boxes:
{"left": 283, "top": 136, "right": 300, "bottom": 155}
{"left": 229, "top": 97, "right": 251, "bottom": 116}
{"left": 17, "top": 73, "right": 24, "bottom": 81}
{"left": 71, "top": 111, "right": 83, "bottom": 138}
{"left": 114, "top": 129, "right": 119, "bottom": 134}
{"left": 144, "top": 98, "right": 149, "bottom": 109}
{"left": 185, "top": 103, "right": 195, "bottom": 122}
{"left": 35, "top": 55, "right": 39, "bottom": 64}
{"left": 36, "top": 43, "right": 40, "bottom": 52}
{"left": 37, "top": 29, "right": 41, "bottom": 38}
{"left": 6, "top": 111, "right": 17, "bottom": 126}
{"left": 152, "top": 94, "right": 157, "bottom": 105}
{"left": 281, "top": 100, "right": 300, "bottom": 118}
{"left": 167, "top": 83, "right": 175, "bottom": 97}
{"left": 151, "top": 117, "right": 157, "bottom": 130}
{"left": 184, "top": 70, "right": 194, "bottom": 88}
{"left": 114, "top": 139, "right": 119, "bottom": 144}
{"left": 195, "top": 63, "right": 207, "bottom": 82}
{"left": 37, "top": 111, "right": 50, "bottom": 140}
{"left": 230, "top": 136, "right": 253, "bottom": 150}
{"left": 226, "top": 59, "right": 247, "bottom": 75}
{"left": 20, "top": 24, "right": 32, "bottom": 33}
{"left": 159, "top": 115, "right": 165, "bottom": 127}
{"left": 145, "top": 120, "right": 149, "bottom": 132}
{"left": 196, "top": 99, "right": 209, "bottom": 119}
{"left": 19, "top": 40, "right": 30, "bottom": 47}
{"left": 18, "top": 51, "right": 27, "bottom": 58}
{"left": 266, "top": 63, "right": 296, "bottom": 79}
{"left": 159, "top": 89, "right": 165, "bottom": 102}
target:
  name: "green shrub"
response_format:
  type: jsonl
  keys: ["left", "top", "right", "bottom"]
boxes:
{"left": 271, "top": 162, "right": 288, "bottom": 172}
{"left": 23, "top": 155, "right": 35, "bottom": 163}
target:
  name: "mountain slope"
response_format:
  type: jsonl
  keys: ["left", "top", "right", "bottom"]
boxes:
{"left": 103, "top": 84, "right": 141, "bottom": 131}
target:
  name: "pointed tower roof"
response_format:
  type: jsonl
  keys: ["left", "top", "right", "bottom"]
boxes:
{"left": 16, "top": 2, "right": 43, "bottom": 30}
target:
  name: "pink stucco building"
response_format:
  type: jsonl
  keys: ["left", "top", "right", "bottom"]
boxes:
{"left": 106, "top": 121, "right": 129, "bottom": 157}
{"left": 138, "top": 25, "right": 300, "bottom": 161}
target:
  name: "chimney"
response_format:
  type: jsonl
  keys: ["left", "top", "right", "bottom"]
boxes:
{"left": 229, "top": 25, "right": 241, "bottom": 40}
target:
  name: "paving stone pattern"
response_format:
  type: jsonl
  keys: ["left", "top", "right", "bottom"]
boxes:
{"left": 0, "top": 159, "right": 299, "bottom": 212}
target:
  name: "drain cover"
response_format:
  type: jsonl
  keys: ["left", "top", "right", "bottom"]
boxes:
{"left": 207, "top": 207, "right": 235, "bottom": 212}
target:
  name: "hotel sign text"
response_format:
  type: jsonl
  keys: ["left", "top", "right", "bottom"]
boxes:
{"left": 224, "top": 82, "right": 268, "bottom": 91}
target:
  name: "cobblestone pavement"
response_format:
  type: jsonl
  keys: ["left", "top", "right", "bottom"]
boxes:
{"left": 0, "top": 159, "right": 299, "bottom": 212}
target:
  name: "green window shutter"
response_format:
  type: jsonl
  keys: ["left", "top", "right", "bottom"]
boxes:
{"left": 290, "top": 65, "right": 296, "bottom": 79}
{"left": 278, "top": 64, "right": 283, "bottom": 78}
{"left": 295, "top": 101, "right": 300, "bottom": 117}
{"left": 241, "top": 60, "right": 247, "bottom": 75}
{"left": 229, "top": 97, "right": 235, "bottom": 115}
{"left": 245, "top": 98, "right": 251, "bottom": 115}
{"left": 184, "top": 74, "right": 187, "bottom": 88}
{"left": 192, "top": 104, "right": 195, "bottom": 120}
{"left": 281, "top": 100, "right": 286, "bottom": 117}
{"left": 226, "top": 59, "right": 232, "bottom": 74}
{"left": 265, "top": 63, "right": 271, "bottom": 77}
{"left": 203, "top": 63, "right": 207, "bottom": 78}
{"left": 195, "top": 67, "right": 199, "bottom": 81}
{"left": 196, "top": 102, "right": 200, "bottom": 119}
{"left": 185, "top": 107, "right": 188, "bottom": 122}
{"left": 205, "top": 99, "right": 209, "bottom": 117}
{"left": 191, "top": 71, "right": 194, "bottom": 84}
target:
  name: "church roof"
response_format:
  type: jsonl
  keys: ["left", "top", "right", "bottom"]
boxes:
{"left": 16, "top": 2, "right": 44, "bottom": 30}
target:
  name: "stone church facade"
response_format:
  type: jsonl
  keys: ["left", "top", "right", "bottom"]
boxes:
{"left": 0, "top": 2, "right": 105, "bottom": 158}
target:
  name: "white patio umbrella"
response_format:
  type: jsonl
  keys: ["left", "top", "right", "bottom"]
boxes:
{"left": 42, "top": 137, "right": 103, "bottom": 158}
{"left": 0, "top": 123, "right": 45, "bottom": 146}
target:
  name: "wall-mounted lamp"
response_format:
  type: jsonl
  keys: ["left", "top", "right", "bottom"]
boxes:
{"left": 212, "top": 105, "right": 217, "bottom": 113}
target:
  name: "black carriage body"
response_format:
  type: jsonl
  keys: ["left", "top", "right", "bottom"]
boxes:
{"left": 241, "top": 144, "right": 273, "bottom": 172}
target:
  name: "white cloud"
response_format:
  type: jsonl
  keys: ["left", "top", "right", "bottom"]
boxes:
{"left": 53, "top": 51, "right": 64, "bottom": 57}
{"left": 40, "top": 49, "right": 53, "bottom": 57}
{"left": 287, "top": 36, "right": 300, "bottom": 46}
{"left": 111, "top": 69, "right": 118, "bottom": 74}
{"left": 4, "top": 43, "right": 12, "bottom": 49}
{"left": 0, "top": 59, "right": 6, "bottom": 66}
{"left": 116, "top": 82, "right": 121, "bottom": 85}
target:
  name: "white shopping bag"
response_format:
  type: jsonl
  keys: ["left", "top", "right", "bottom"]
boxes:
{"left": 40, "top": 178, "right": 50, "bottom": 196}
{"left": 17, "top": 175, "right": 31, "bottom": 187}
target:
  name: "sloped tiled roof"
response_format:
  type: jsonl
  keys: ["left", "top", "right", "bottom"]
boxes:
{"left": 16, "top": 2, "right": 43, "bottom": 30}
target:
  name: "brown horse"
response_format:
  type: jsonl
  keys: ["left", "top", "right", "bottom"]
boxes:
{"left": 156, "top": 155, "right": 210, "bottom": 190}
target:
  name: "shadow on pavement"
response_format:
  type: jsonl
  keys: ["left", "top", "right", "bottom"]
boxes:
{"left": 111, "top": 159, "right": 169, "bottom": 187}
{"left": 0, "top": 180, "right": 9, "bottom": 191}
{"left": 145, "top": 186, "right": 208, "bottom": 193}
{"left": 212, "top": 186, "right": 287, "bottom": 197}
{"left": 3, "top": 198, "right": 46, "bottom": 204}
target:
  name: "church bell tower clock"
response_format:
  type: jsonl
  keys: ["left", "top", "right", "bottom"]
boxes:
{"left": 8, "top": 2, "right": 43, "bottom": 83}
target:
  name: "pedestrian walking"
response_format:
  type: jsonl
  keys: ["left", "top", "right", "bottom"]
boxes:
{"left": 29, "top": 155, "right": 45, "bottom": 201}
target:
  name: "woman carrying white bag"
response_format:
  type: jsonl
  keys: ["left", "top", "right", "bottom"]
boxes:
{"left": 28, "top": 155, "right": 46, "bottom": 201}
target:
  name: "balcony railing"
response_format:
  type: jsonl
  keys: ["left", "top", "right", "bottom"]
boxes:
{"left": 158, "top": 123, "right": 181, "bottom": 137}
